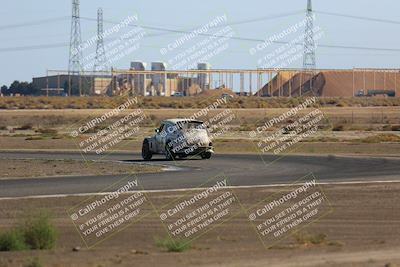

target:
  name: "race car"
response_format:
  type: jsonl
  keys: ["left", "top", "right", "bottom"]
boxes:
{"left": 141, "top": 119, "right": 214, "bottom": 160}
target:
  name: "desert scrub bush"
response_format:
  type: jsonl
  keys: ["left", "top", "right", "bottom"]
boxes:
{"left": 358, "top": 133, "right": 400, "bottom": 143}
{"left": 35, "top": 128, "right": 58, "bottom": 135}
{"left": 382, "top": 124, "right": 393, "bottom": 131}
{"left": 0, "top": 230, "right": 28, "bottom": 251}
{"left": 332, "top": 124, "right": 344, "bottom": 131}
{"left": 335, "top": 101, "right": 346, "bottom": 107}
{"left": 287, "top": 98, "right": 300, "bottom": 107}
{"left": 16, "top": 124, "right": 33, "bottom": 130}
{"left": 392, "top": 125, "right": 400, "bottom": 131}
{"left": 0, "top": 211, "right": 57, "bottom": 251}
{"left": 25, "top": 136, "right": 45, "bottom": 141}
{"left": 20, "top": 212, "right": 57, "bottom": 249}
{"left": 293, "top": 231, "right": 327, "bottom": 245}
{"left": 238, "top": 124, "right": 254, "bottom": 131}
{"left": 155, "top": 237, "right": 191, "bottom": 252}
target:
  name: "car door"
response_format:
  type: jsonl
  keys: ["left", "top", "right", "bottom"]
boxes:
{"left": 162, "top": 122, "right": 176, "bottom": 152}
{"left": 155, "top": 123, "right": 166, "bottom": 153}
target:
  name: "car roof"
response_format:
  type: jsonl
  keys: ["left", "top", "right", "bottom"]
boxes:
{"left": 163, "top": 119, "right": 204, "bottom": 124}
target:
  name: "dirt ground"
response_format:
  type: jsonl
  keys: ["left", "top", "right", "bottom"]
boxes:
{"left": 0, "top": 183, "right": 399, "bottom": 267}
{"left": 0, "top": 159, "right": 161, "bottom": 179}
{"left": 0, "top": 107, "right": 399, "bottom": 156}
{"left": 0, "top": 107, "right": 399, "bottom": 128}
{"left": 1, "top": 136, "right": 400, "bottom": 156}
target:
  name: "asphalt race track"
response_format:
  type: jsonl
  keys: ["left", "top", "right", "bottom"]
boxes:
{"left": 0, "top": 151, "right": 400, "bottom": 198}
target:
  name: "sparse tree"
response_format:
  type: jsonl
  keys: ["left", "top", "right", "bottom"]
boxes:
{"left": 8, "top": 81, "right": 39, "bottom": 95}
{"left": 0, "top": 85, "right": 7, "bottom": 95}
{"left": 9, "top": 80, "right": 21, "bottom": 95}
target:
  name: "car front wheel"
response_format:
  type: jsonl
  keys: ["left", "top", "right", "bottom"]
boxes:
{"left": 142, "top": 139, "right": 152, "bottom": 160}
{"left": 201, "top": 152, "right": 212, "bottom": 159}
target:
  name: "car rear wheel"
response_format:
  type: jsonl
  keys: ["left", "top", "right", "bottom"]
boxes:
{"left": 165, "top": 142, "right": 176, "bottom": 161}
{"left": 142, "top": 139, "right": 152, "bottom": 160}
{"left": 201, "top": 152, "right": 212, "bottom": 159}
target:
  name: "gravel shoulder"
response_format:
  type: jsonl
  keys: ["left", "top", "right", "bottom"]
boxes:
{"left": 0, "top": 158, "right": 162, "bottom": 179}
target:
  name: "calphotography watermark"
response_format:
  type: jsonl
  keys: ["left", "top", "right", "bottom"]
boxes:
{"left": 159, "top": 14, "right": 234, "bottom": 70}
{"left": 160, "top": 14, "right": 228, "bottom": 56}
{"left": 67, "top": 176, "right": 151, "bottom": 248}
{"left": 247, "top": 174, "right": 332, "bottom": 248}
{"left": 159, "top": 97, "right": 236, "bottom": 163}
{"left": 249, "top": 97, "right": 324, "bottom": 156}
{"left": 257, "top": 27, "right": 324, "bottom": 70}
{"left": 73, "top": 15, "right": 138, "bottom": 56}
{"left": 157, "top": 175, "right": 240, "bottom": 246}
{"left": 69, "top": 97, "right": 147, "bottom": 157}
{"left": 82, "top": 23, "right": 146, "bottom": 71}
{"left": 206, "top": 108, "right": 236, "bottom": 141}
{"left": 168, "top": 26, "right": 234, "bottom": 70}
{"left": 248, "top": 15, "right": 324, "bottom": 70}
{"left": 249, "top": 14, "right": 316, "bottom": 56}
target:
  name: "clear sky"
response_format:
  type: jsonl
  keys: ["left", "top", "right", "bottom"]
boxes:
{"left": 0, "top": 0, "right": 399, "bottom": 86}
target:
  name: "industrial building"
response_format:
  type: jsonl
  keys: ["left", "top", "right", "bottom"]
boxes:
{"left": 257, "top": 69, "right": 399, "bottom": 97}
{"left": 32, "top": 74, "right": 112, "bottom": 96}
{"left": 36, "top": 62, "right": 212, "bottom": 97}
{"left": 34, "top": 67, "right": 399, "bottom": 97}
{"left": 122, "top": 61, "right": 209, "bottom": 96}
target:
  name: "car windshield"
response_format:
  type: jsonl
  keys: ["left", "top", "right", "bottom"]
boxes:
{"left": 177, "top": 121, "right": 205, "bottom": 130}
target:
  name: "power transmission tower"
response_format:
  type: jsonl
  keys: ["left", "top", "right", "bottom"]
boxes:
{"left": 93, "top": 8, "right": 108, "bottom": 73}
{"left": 303, "top": 0, "right": 316, "bottom": 70}
{"left": 68, "top": 0, "right": 82, "bottom": 75}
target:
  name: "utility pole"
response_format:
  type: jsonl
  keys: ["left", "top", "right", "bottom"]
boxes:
{"left": 303, "top": 0, "right": 316, "bottom": 70}
{"left": 93, "top": 8, "right": 108, "bottom": 73}
{"left": 68, "top": 0, "right": 82, "bottom": 75}
{"left": 68, "top": 0, "right": 82, "bottom": 96}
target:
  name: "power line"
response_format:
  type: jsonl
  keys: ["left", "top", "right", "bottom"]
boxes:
{"left": 80, "top": 10, "right": 303, "bottom": 39}
{"left": 0, "top": 10, "right": 301, "bottom": 37}
{"left": 146, "top": 10, "right": 304, "bottom": 39}
{"left": 315, "top": 10, "right": 400, "bottom": 25}
{"left": 208, "top": 10, "right": 304, "bottom": 27}
{"left": 0, "top": 9, "right": 398, "bottom": 33}
{"left": 0, "top": 42, "right": 68, "bottom": 52}
{"left": 0, "top": 17, "right": 69, "bottom": 31}
{"left": 2, "top": 10, "right": 400, "bottom": 54}
{"left": 2, "top": 37, "right": 400, "bottom": 54}
{"left": 82, "top": 16, "right": 400, "bottom": 53}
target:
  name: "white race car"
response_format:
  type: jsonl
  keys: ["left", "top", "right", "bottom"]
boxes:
{"left": 142, "top": 119, "right": 214, "bottom": 160}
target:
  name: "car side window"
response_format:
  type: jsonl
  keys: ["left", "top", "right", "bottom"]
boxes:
{"left": 158, "top": 124, "right": 165, "bottom": 133}
{"left": 167, "top": 123, "right": 176, "bottom": 133}
{"left": 163, "top": 123, "right": 175, "bottom": 137}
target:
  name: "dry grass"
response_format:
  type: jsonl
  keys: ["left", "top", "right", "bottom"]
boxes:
{"left": 357, "top": 133, "right": 400, "bottom": 143}
{"left": 1, "top": 96, "right": 400, "bottom": 110}
{"left": 1, "top": 136, "right": 400, "bottom": 156}
{"left": 293, "top": 231, "right": 327, "bottom": 245}
{"left": 0, "top": 107, "right": 399, "bottom": 156}
{"left": 0, "top": 107, "right": 399, "bottom": 132}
